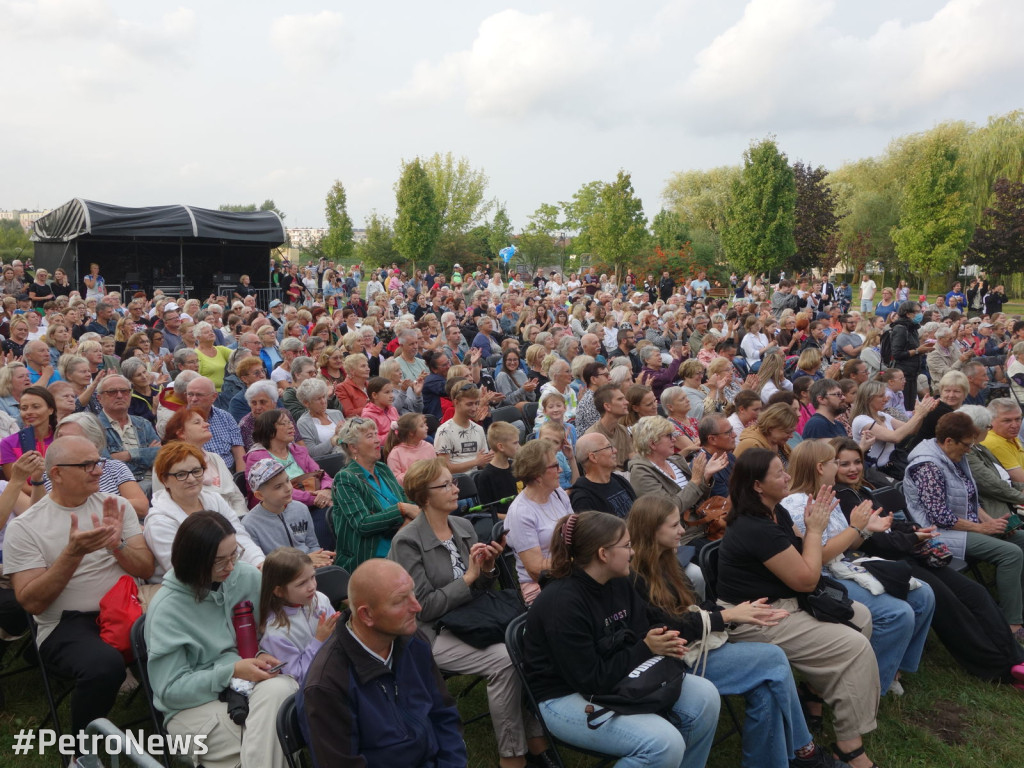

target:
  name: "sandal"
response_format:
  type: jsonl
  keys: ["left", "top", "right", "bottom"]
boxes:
{"left": 798, "top": 682, "right": 824, "bottom": 731}
{"left": 831, "top": 743, "right": 879, "bottom": 768}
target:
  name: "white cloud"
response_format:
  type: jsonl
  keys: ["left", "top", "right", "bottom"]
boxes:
{"left": 270, "top": 11, "right": 345, "bottom": 74}
{"left": 679, "top": 0, "right": 1024, "bottom": 130}
{"left": 390, "top": 9, "right": 608, "bottom": 118}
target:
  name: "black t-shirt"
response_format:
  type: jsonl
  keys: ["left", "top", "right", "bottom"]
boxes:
{"left": 801, "top": 413, "right": 847, "bottom": 440}
{"left": 569, "top": 475, "right": 637, "bottom": 519}
{"left": 717, "top": 505, "right": 802, "bottom": 604}
{"left": 475, "top": 462, "right": 518, "bottom": 506}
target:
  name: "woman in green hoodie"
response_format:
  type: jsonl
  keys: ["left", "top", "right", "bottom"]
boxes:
{"left": 145, "top": 511, "right": 297, "bottom": 768}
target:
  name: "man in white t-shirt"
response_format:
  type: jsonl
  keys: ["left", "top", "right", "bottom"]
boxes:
{"left": 5, "top": 436, "right": 154, "bottom": 735}
{"left": 860, "top": 275, "right": 877, "bottom": 314}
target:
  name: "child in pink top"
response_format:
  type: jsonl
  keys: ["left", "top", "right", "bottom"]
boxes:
{"left": 360, "top": 376, "right": 399, "bottom": 443}
{"left": 384, "top": 413, "right": 435, "bottom": 483}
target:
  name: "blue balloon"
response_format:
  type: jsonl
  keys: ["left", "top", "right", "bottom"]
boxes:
{"left": 499, "top": 245, "right": 516, "bottom": 263}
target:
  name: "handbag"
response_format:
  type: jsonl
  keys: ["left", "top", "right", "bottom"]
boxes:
{"left": 97, "top": 574, "right": 142, "bottom": 663}
{"left": 585, "top": 654, "right": 687, "bottom": 729}
{"left": 290, "top": 470, "right": 325, "bottom": 493}
{"left": 680, "top": 607, "right": 728, "bottom": 676}
{"left": 913, "top": 539, "right": 952, "bottom": 569}
{"left": 436, "top": 589, "right": 525, "bottom": 649}
{"left": 797, "top": 575, "right": 860, "bottom": 631}
{"left": 684, "top": 496, "right": 730, "bottom": 541}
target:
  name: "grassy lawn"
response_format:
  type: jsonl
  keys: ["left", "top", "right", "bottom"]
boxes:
{"left": 2, "top": 631, "right": 1023, "bottom": 768}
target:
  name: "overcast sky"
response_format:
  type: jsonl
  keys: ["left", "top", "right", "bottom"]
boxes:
{"left": 2, "top": 0, "right": 1021, "bottom": 231}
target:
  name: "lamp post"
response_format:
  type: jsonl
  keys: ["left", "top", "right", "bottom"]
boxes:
{"left": 559, "top": 231, "right": 566, "bottom": 274}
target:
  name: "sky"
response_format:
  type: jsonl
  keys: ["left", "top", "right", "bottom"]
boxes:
{"left": 2, "top": 0, "right": 1022, "bottom": 231}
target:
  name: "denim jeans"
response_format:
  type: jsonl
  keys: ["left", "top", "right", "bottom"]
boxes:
{"left": 539, "top": 674, "right": 720, "bottom": 768}
{"left": 701, "top": 641, "right": 812, "bottom": 768}
{"left": 843, "top": 579, "right": 935, "bottom": 694}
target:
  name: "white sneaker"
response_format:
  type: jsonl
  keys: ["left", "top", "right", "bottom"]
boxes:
{"left": 888, "top": 679, "right": 904, "bottom": 696}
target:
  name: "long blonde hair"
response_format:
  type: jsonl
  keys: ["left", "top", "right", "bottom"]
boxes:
{"left": 787, "top": 439, "right": 835, "bottom": 496}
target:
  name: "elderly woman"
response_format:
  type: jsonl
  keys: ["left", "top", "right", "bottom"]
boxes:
{"left": 280, "top": 355, "right": 319, "bottom": 420}
{"left": 736, "top": 402, "right": 798, "bottom": 466}
{"left": 918, "top": 370, "right": 968, "bottom": 443}
{"left": 0, "top": 362, "right": 31, "bottom": 424}
{"left": 388, "top": 458, "right": 546, "bottom": 768}
{"left": 628, "top": 415, "right": 726, "bottom": 549}
{"left": 172, "top": 347, "right": 200, "bottom": 375}
{"left": 245, "top": 407, "right": 332, "bottom": 515}
{"left": 295, "top": 378, "right": 345, "bottom": 458}
{"left": 637, "top": 345, "right": 684, "bottom": 401}
{"left": 661, "top": 385, "right": 701, "bottom": 456}
{"left": 504, "top": 439, "right": 572, "bottom": 604}
{"left": 257, "top": 324, "right": 282, "bottom": 376}
{"left": 146, "top": 442, "right": 264, "bottom": 582}
{"left": 58, "top": 354, "right": 103, "bottom": 414}
{"left": 227, "top": 356, "right": 269, "bottom": 421}
{"left": 239, "top": 380, "right": 286, "bottom": 451}
{"left": 337, "top": 353, "right": 371, "bottom": 418}
{"left": 538, "top": 358, "right": 577, "bottom": 423}
{"left": 905, "top": 411, "right": 1024, "bottom": 643}
{"left": 927, "top": 325, "right": 972, "bottom": 385}
{"left": 122, "top": 357, "right": 163, "bottom": 426}
{"left": 158, "top": 407, "right": 249, "bottom": 519}
{"left": 849, "top": 381, "right": 935, "bottom": 478}
{"left": 216, "top": 347, "right": 252, "bottom": 412}
{"left": 380, "top": 357, "right": 424, "bottom": 416}
{"left": 472, "top": 316, "right": 502, "bottom": 363}
{"left": 145, "top": 512, "right": 296, "bottom": 768}
{"left": 330, "top": 417, "right": 420, "bottom": 571}
{"left": 495, "top": 348, "right": 538, "bottom": 405}
{"left": 44, "top": 413, "right": 149, "bottom": 518}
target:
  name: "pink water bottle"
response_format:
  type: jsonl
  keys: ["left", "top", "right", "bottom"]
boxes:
{"left": 232, "top": 600, "right": 259, "bottom": 659}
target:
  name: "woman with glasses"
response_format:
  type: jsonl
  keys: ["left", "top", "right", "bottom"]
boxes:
{"left": 389, "top": 458, "right": 550, "bottom": 768}
{"left": 157, "top": 408, "right": 249, "bottom": 519}
{"left": 331, "top": 417, "right": 420, "bottom": 571}
{"left": 146, "top": 511, "right": 296, "bottom": 768}
{"left": 505, "top": 440, "right": 572, "bottom": 604}
{"left": 146, "top": 442, "right": 263, "bottom": 583}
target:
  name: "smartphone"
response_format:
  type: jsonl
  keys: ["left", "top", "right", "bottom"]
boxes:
{"left": 267, "top": 661, "right": 285, "bottom": 674}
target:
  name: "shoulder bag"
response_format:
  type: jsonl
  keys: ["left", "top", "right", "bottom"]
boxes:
{"left": 585, "top": 654, "right": 687, "bottom": 730}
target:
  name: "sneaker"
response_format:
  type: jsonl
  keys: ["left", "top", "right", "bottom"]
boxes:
{"left": 888, "top": 679, "right": 905, "bottom": 697}
{"left": 790, "top": 747, "right": 851, "bottom": 768}
{"left": 525, "top": 750, "right": 560, "bottom": 768}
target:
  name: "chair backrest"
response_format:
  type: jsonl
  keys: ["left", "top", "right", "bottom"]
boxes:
{"left": 504, "top": 613, "right": 528, "bottom": 672}
{"left": 698, "top": 540, "right": 722, "bottom": 603}
{"left": 315, "top": 452, "right": 348, "bottom": 478}
{"left": 521, "top": 402, "right": 539, "bottom": 433}
{"left": 490, "top": 405, "right": 521, "bottom": 425}
{"left": 233, "top": 470, "right": 248, "bottom": 497}
{"left": 490, "top": 520, "right": 522, "bottom": 597}
{"left": 454, "top": 472, "right": 478, "bottom": 502}
{"left": 314, "top": 565, "right": 350, "bottom": 609}
{"left": 276, "top": 693, "right": 306, "bottom": 768}
{"left": 130, "top": 616, "right": 173, "bottom": 761}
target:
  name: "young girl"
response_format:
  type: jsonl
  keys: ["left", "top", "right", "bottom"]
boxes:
{"left": 259, "top": 547, "right": 339, "bottom": 686}
{"left": 533, "top": 390, "right": 578, "bottom": 444}
{"left": 361, "top": 376, "right": 399, "bottom": 443}
{"left": 385, "top": 413, "right": 435, "bottom": 483}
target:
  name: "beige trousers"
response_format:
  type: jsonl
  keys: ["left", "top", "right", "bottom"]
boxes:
{"left": 719, "top": 597, "right": 880, "bottom": 741}
{"left": 166, "top": 674, "right": 298, "bottom": 768}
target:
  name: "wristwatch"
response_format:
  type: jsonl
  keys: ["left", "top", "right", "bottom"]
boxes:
{"left": 29, "top": 479, "right": 45, "bottom": 486}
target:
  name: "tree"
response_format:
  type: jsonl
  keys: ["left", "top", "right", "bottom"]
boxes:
{"left": 421, "top": 152, "right": 493, "bottom": 237}
{"left": 487, "top": 203, "right": 514, "bottom": 260}
{"left": 792, "top": 161, "right": 841, "bottom": 273}
{"left": 356, "top": 211, "right": 400, "bottom": 268}
{"left": 582, "top": 171, "right": 650, "bottom": 282}
{"left": 516, "top": 230, "right": 557, "bottom": 273}
{"left": 394, "top": 159, "right": 442, "bottom": 270}
{"left": 0, "top": 220, "right": 32, "bottom": 262}
{"left": 559, "top": 182, "right": 603, "bottom": 253}
{"left": 661, "top": 166, "right": 740, "bottom": 232}
{"left": 967, "top": 178, "right": 1024, "bottom": 275}
{"left": 321, "top": 180, "right": 354, "bottom": 262}
{"left": 651, "top": 209, "right": 689, "bottom": 252}
{"left": 722, "top": 138, "right": 796, "bottom": 276}
{"left": 891, "top": 137, "right": 974, "bottom": 293}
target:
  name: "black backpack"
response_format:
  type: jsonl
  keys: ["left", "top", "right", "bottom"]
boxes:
{"left": 879, "top": 328, "right": 894, "bottom": 367}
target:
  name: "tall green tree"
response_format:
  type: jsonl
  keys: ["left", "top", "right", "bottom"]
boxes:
{"left": 583, "top": 171, "right": 650, "bottom": 281}
{"left": 891, "top": 137, "right": 973, "bottom": 293}
{"left": 661, "top": 166, "right": 740, "bottom": 232}
{"left": 357, "top": 211, "right": 400, "bottom": 268}
{"left": 559, "top": 182, "right": 603, "bottom": 253}
{"left": 722, "top": 138, "right": 796, "bottom": 276}
{"left": 792, "top": 161, "right": 841, "bottom": 274}
{"left": 487, "top": 203, "right": 514, "bottom": 258}
{"left": 421, "top": 152, "right": 493, "bottom": 237}
{"left": 321, "top": 180, "right": 354, "bottom": 261}
{"left": 967, "top": 178, "right": 1024, "bottom": 275}
{"left": 651, "top": 209, "right": 689, "bottom": 251}
{"left": 394, "top": 158, "right": 442, "bottom": 270}
{"left": 0, "top": 220, "right": 32, "bottom": 262}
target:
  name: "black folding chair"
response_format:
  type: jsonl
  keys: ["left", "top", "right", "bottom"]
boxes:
{"left": 129, "top": 617, "right": 172, "bottom": 768}
{"left": 521, "top": 402, "right": 539, "bottom": 434}
{"left": 314, "top": 452, "right": 348, "bottom": 478}
{"left": 698, "top": 539, "right": 722, "bottom": 603}
{"left": 276, "top": 693, "right": 309, "bottom": 768}
{"left": 490, "top": 521, "right": 524, "bottom": 599}
{"left": 314, "top": 566, "right": 351, "bottom": 610}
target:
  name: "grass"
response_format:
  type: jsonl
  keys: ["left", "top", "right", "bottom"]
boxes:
{"left": 2, "top": 631, "right": 1023, "bottom": 768}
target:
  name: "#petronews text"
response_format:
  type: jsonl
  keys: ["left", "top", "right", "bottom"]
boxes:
{"left": 11, "top": 729, "right": 208, "bottom": 757}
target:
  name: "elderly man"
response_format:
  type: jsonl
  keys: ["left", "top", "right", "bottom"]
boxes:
{"left": 396, "top": 328, "right": 428, "bottom": 381}
{"left": 160, "top": 305, "right": 184, "bottom": 351}
{"left": 570, "top": 432, "right": 636, "bottom": 518}
{"left": 981, "top": 399, "right": 1024, "bottom": 483}
{"left": 237, "top": 331, "right": 262, "bottom": 357}
{"left": 688, "top": 315, "right": 709, "bottom": 357}
{"left": 85, "top": 301, "right": 118, "bottom": 337}
{"left": 580, "top": 332, "right": 605, "bottom": 363}
{"left": 696, "top": 414, "right": 738, "bottom": 498}
{"left": 299, "top": 559, "right": 467, "bottom": 767}
{"left": 584, "top": 384, "right": 633, "bottom": 472}
{"left": 6, "top": 436, "right": 154, "bottom": 734}
{"left": 96, "top": 375, "right": 161, "bottom": 493}
{"left": 186, "top": 376, "right": 244, "bottom": 472}
{"left": 24, "top": 339, "right": 61, "bottom": 386}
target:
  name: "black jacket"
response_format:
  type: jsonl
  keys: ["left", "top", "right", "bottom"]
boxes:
{"left": 889, "top": 317, "right": 922, "bottom": 373}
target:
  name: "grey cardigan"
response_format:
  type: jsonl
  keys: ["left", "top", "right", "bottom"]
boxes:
{"left": 387, "top": 513, "right": 495, "bottom": 644}
{"left": 296, "top": 410, "right": 345, "bottom": 458}
{"left": 628, "top": 454, "right": 710, "bottom": 544}
{"left": 967, "top": 443, "right": 1024, "bottom": 520}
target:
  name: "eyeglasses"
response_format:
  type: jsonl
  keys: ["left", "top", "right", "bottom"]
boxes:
{"left": 214, "top": 545, "right": 244, "bottom": 570}
{"left": 957, "top": 440, "right": 976, "bottom": 449}
{"left": 428, "top": 480, "right": 458, "bottom": 491}
{"left": 100, "top": 388, "right": 131, "bottom": 396}
{"left": 590, "top": 444, "right": 616, "bottom": 455}
{"left": 606, "top": 542, "right": 633, "bottom": 551}
{"left": 55, "top": 459, "right": 106, "bottom": 473}
{"left": 187, "top": 391, "right": 214, "bottom": 399}
{"left": 167, "top": 467, "right": 204, "bottom": 481}
{"left": 546, "top": 462, "right": 561, "bottom": 470}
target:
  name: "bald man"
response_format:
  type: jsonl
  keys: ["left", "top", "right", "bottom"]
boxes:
{"left": 570, "top": 432, "right": 636, "bottom": 518}
{"left": 6, "top": 436, "right": 154, "bottom": 734}
{"left": 299, "top": 559, "right": 467, "bottom": 767}
{"left": 24, "top": 339, "right": 60, "bottom": 386}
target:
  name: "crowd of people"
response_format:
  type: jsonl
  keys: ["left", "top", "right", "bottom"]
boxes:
{"left": 1, "top": 256, "right": 1023, "bottom": 768}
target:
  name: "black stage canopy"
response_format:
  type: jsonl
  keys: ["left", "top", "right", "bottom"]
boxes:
{"left": 31, "top": 198, "right": 286, "bottom": 300}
